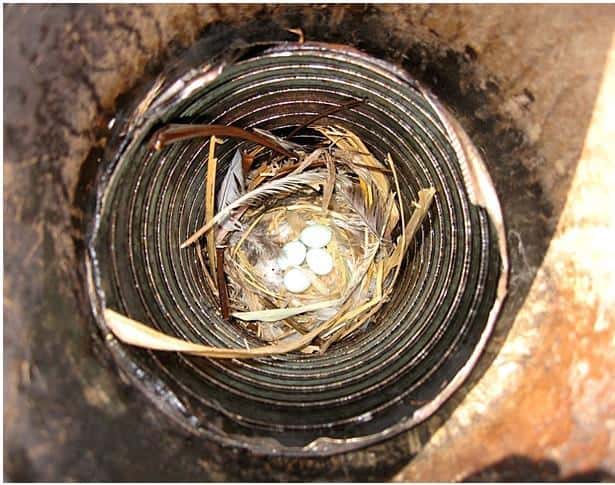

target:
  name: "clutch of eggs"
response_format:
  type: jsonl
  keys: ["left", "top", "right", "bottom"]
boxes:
{"left": 277, "top": 224, "right": 334, "bottom": 293}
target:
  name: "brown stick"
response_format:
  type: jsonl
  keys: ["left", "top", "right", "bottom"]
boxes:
{"left": 149, "top": 124, "right": 296, "bottom": 159}
{"left": 322, "top": 152, "right": 336, "bottom": 211}
{"left": 241, "top": 150, "right": 256, "bottom": 173}
{"left": 287, "top": 98, "right": 365, "bottom": 138}
{"left": 196, "top": 245, "right": 218, "bottom": 296}
{"left": 215, "top": 247, "right": 231, "bottom": 319}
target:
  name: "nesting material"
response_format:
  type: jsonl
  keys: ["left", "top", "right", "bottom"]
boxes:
{"left": 104, "top": 119, "right": 435, "bottom": 358}
{"left": 206, "top": 124, "right": 433, "bottom": 348}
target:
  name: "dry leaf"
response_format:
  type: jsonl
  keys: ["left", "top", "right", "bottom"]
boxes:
{"left": 232, "top": 299, "right": 340, "bottom": 322}
{"left": 103, "top": 307, "right": 352, "bottom": 359}
{"left": 205, "top": 136, "right": 222, "bottom": 280}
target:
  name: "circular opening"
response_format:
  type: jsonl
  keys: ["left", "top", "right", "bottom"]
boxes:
{"left": 87, "top": 42, "right": 507, "bottom": 455}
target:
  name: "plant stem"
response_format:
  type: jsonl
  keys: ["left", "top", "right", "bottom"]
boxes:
{"left": 149, "top": 124, "right": 296, "bottom": 159}
{"left": 215, "top": 247, "right": 231, "bottom": 319}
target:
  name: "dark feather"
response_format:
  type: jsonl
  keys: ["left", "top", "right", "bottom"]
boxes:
{"left": 337, "top": 177, "right": 392, "bottom": 239}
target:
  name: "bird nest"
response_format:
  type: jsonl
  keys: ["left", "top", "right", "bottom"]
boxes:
{"left": 104, "top": 122, "right": 434, "bottom": 357}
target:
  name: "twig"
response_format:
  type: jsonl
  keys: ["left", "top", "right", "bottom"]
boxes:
{"left": 322, "top": 152, "right": 336, "bottom": 211}
{"left": 215, "top": 247, "right": 231, "bottom": 319}
{"left": 241, "top": 149, "right": 257, "bottom": 173}
{"left": 286, "top": 27, "right": 304, "bottom": 44}
{"left": 196, "top": 245, "right": 218, "bottom": 297}
{"left": 149, "top": 124, "right": 296, "bottom": 159}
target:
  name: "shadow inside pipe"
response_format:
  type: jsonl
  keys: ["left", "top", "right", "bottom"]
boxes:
{"left": 461, "top": 455, "right": 614, "bottom": 483}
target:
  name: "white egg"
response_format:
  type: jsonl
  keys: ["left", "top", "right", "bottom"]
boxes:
{"left": 300, "top": 224, "right": 332, "bottom": 248}
{"left": 283, "top": 267, "right": 311, "bottom": 293}
{"left": 278, "top": 240, "right": 306, "bottom": 268}
{"left": 306, "top": 248, "right": 334, "bottom": 275}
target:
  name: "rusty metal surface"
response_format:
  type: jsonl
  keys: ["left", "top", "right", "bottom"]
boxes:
{"left": 394, "top": 42, "right": 615, "bottom": 481}
{"left": 4, "top": 4, "right": 614, "bottom": 481}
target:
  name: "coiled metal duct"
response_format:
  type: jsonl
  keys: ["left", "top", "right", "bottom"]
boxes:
{"left": 86, "top": 42, "right": 507, "bottom": 456}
